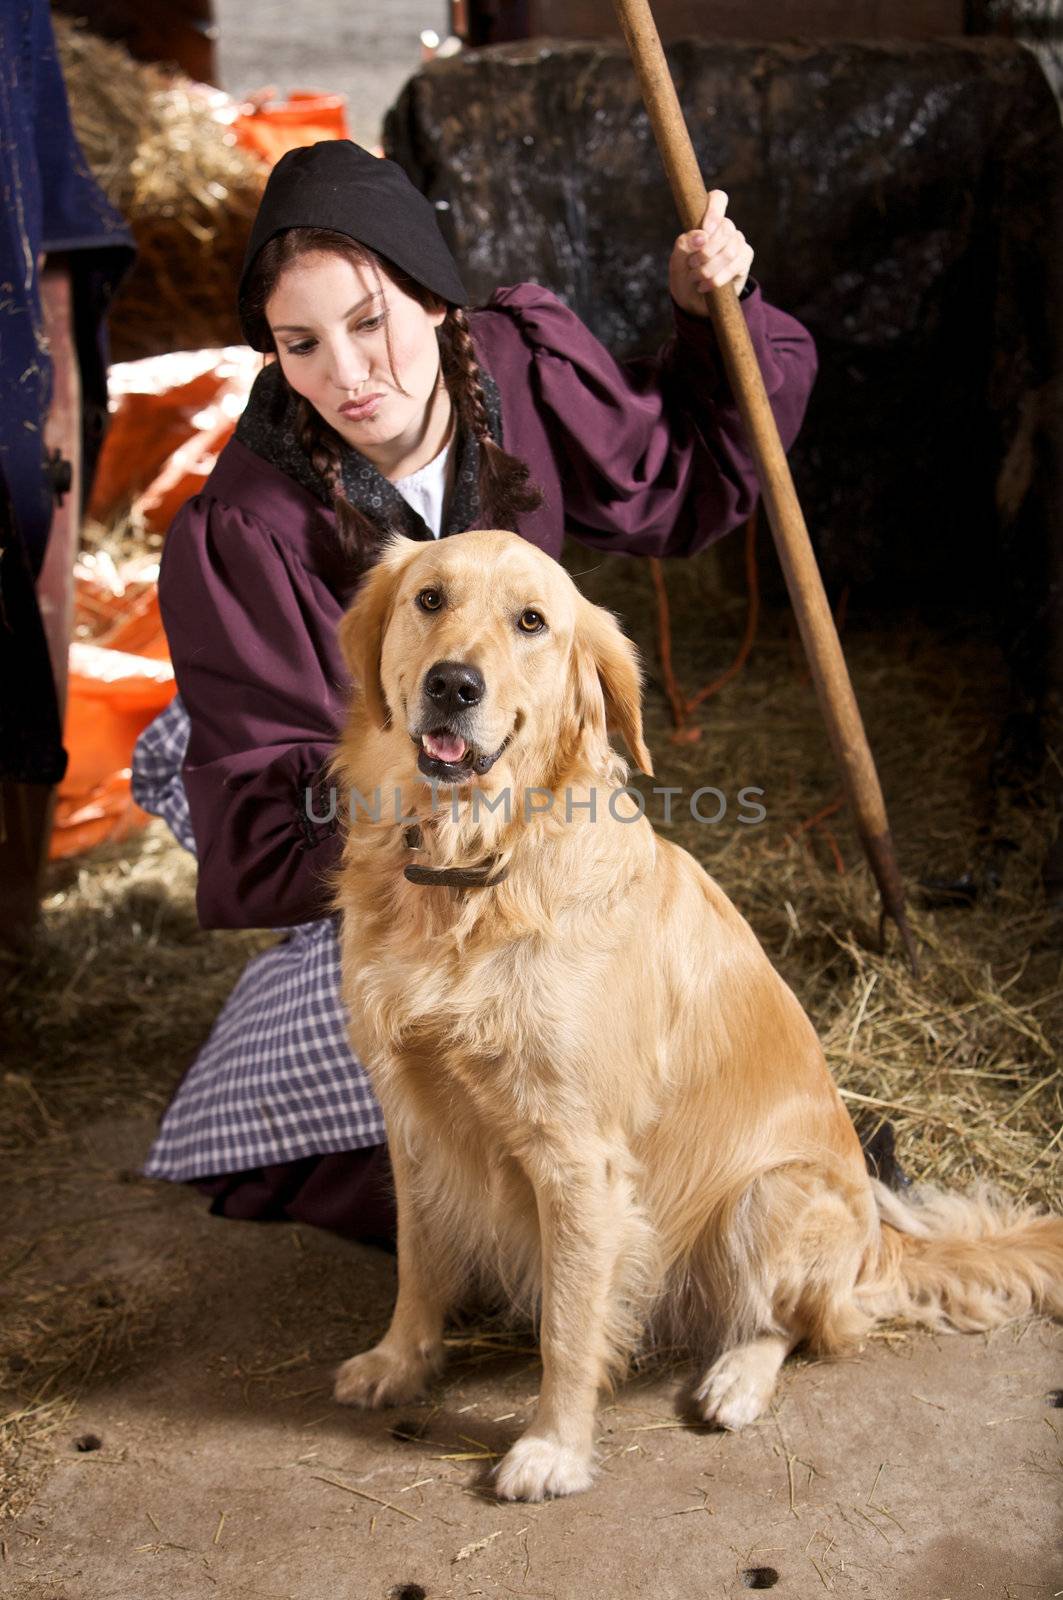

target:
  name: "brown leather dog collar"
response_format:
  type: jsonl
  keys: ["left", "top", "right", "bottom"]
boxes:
{"left": 402, "top": 824, "right": 508, "bottom": 889}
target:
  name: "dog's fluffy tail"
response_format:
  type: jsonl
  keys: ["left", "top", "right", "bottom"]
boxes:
{"left": 859, "top": 1181, "right": 1063, "bottom": 1332}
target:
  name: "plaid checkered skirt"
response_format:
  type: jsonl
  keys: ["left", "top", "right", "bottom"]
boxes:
{"left": 132, "top": 697, "right": 387, "bottom": 1181}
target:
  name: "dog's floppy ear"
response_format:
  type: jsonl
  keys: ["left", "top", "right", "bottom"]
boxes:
{"left": 572, "top": 595, "right": 654, "bottom": 777}
{"left": 337, "top": 535, "right": 421, "bottom": 730}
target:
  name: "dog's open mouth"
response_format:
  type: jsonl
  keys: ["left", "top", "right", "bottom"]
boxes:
{"left": 414, "top": 728, "right": 510, "bottom": 783}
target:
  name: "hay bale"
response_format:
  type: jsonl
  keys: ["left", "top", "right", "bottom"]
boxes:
{"left": 54, "top": 15, "right": 267, "bottom": 359}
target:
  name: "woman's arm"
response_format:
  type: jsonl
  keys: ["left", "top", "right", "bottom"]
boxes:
{"left": 159, "top": 496, "right": 347, "bottom": 930}
{"left": 481, "top": 208, "right": 816, "bottom": 560}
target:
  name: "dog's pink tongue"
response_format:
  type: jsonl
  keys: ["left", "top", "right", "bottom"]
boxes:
{"left": 424, "top": 731, "right": 467, "bottom": 762}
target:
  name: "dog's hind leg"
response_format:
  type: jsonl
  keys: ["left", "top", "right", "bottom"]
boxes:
{"left": 694, "top": 1333, "right": 793, "bottom": 1429}
{"left": 334, "top": 1140, "right": 456, "bottom": 1408}
{"left": 688, "top": 1162, "right": 876, "bottom": 1431}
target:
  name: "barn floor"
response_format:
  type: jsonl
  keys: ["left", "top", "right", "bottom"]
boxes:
{"left": 3, "top": 1108, "right": 1061, "bottom": 1600}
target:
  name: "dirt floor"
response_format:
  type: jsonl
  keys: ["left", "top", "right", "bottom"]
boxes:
{"left": 2, "top": 1115, "right": 1061, "bottom": 1600}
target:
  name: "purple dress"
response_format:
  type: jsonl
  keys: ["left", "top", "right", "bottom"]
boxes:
{"left": 133, "top": 281, "right": 817, "bottom": 1241}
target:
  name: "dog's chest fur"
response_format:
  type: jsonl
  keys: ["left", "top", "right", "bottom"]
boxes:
{"left": 353, "top": 897, "right": 604, "bottom": 1072}
{"left": 340, "top": 852, "right": 641, "bottom": 1146}
{"left": 341, "top": 880, "right": 621, "bottom": 1298}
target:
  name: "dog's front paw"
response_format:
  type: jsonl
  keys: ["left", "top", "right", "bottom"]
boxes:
{"left": 333, "top": 1342, "right": 438, "bottom": 1409}
{"left": 494, "top": 1435, "right": 595, "bottom": 1501}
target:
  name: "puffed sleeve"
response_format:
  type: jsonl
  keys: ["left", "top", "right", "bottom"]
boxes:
{"left": 158, "top": 495, "right": 347, "bottom": 930}
{"left": 489, "top": 281, "right": 817, "bottom": 558}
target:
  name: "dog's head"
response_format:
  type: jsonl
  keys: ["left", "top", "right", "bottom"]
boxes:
{"left": 337, "top": 529, "right": 653, "bottom": 795}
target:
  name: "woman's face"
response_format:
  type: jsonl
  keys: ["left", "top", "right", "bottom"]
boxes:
{"left": 266, "top": 251, "right": 447, "bottom": 471}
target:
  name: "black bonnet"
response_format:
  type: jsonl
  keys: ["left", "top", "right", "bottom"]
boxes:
{"left": 237, "top": 139, "right": 467, "bottom": 348}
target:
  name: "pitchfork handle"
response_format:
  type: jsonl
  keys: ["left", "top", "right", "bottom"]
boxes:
{"left": 613, "top": 0, "right": 920, "bottom": 976}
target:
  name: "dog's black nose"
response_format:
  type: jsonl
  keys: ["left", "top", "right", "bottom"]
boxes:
{"left": 424, "top": 659, "right": 485, "bottom": 716}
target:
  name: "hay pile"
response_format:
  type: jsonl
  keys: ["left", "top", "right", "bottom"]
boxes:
{"left": 54, "top": 15, "right": 268, "bottom": 360}
{"left": 1, "top": 832, "right": 273, "bottom": 1163}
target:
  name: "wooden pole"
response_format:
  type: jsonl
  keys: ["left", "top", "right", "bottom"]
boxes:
{"left": 613, "top": 0, "right": 919, "bottom": 974}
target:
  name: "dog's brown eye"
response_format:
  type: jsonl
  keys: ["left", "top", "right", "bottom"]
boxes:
{"left": 518, "top": 608, "right": 545, "bottom": 633}
{"left": 417, "top": 588, "right": 443, "bottom": 612}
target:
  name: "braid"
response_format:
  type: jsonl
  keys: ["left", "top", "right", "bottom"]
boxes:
{"left": 440, "top": 309, "right": 543, "bottom": 530}
{"left": 294, "top": 394, "right": 340, "bottom": 483}
{"left": 444, "top": 307, "right": 493, "bottom": 442}
{"left": 294, "top": 396, "right": 390, "bottom": 578}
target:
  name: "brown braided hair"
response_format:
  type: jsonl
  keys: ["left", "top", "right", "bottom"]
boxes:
{"left": 241, "top": 228, "right": 542, "bottom": 576}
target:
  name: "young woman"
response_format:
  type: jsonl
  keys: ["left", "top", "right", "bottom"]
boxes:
{"left": 133, "top": 139, "right": 817, "bottom": 1243}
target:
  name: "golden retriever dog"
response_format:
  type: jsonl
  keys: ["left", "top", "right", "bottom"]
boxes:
{"left": 329, "top": 528, "right": 1063, "bottom": 1503}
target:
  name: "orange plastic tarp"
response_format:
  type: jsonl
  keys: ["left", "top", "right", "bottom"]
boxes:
{"left": 231, "top": 90, "right": 350, "bottom": 166}
{"left": 51, "top": 637, "right": 176, "bottom": 860}
{"left": 89, "top": 355, "right": 227, "bottom": 522}
{"left": 90, "top": 347, "right": 262, "bottom": 533}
